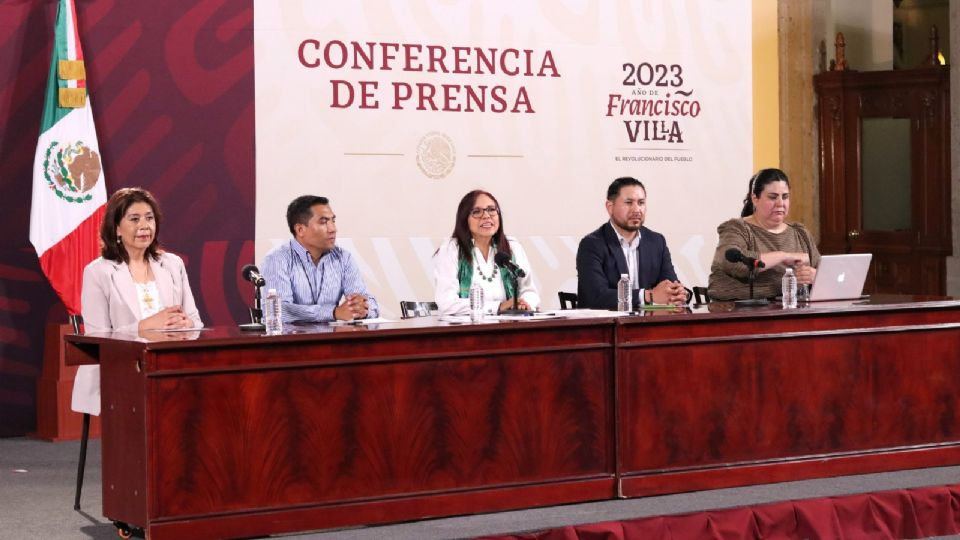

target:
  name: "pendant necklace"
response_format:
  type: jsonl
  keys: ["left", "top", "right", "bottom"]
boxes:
{"left": 130, "top": 262, "right": 155, "bottom": 310}
{"left": 137, "top": 284, "right": 156, "bottom": 311}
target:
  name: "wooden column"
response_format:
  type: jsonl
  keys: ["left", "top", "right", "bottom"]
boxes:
{"left": 778, "top": 0, "right": 828, "bottom": 241}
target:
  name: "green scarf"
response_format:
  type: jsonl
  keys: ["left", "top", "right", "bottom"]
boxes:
{"left": 457, "top": 253, "right": 517, "bottom": 300}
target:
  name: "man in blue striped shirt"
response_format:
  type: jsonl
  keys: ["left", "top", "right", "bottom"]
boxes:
{"left": 262, "top": 195, "right": 379, "bottom": 323}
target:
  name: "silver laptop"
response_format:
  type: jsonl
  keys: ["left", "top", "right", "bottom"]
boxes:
{"left": 807, "top": 254, "right": 872, "bottom": 301}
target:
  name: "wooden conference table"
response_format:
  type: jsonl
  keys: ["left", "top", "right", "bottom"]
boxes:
{"left": 65, "top": 295, "right": 960, "bottom": 539}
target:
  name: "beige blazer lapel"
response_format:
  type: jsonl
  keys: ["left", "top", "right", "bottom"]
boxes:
{"left": 150, "top": 255, "right": 177, "bottom": 309}
{"left": 111, "top": 261, "right": 143, "bottom": 321}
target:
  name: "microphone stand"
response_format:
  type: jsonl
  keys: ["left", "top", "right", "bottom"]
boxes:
{"left": 239, "top": 283, "right": 267, "bottom": 331}
{"left": 735, "top": 264, "right": 770, "bottom": 307}
{"left": 498, "top": 268, "right": 529, "bottom": 315}
{"left": 251, "top": 285, "right": 264, "bottom": 324}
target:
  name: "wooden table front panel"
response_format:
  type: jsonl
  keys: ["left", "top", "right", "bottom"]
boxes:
{"left": 148, "top": 343, "right": 613, "bottom": 518}
{"left": 617, "top": 308, "right": 960, "bottom": 494}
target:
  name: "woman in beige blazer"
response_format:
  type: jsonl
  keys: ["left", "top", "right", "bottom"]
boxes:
{"left": 72, "top": 188, "right": 202, "bottom": 416}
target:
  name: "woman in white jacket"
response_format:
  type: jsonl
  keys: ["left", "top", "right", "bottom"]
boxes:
{"left": 433, "top": 189, "right": 540, "bottom": 316}
{"left": 73, "top": 187, "right": 202, "bottom": 416}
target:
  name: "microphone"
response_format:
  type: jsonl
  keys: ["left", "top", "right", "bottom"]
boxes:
{"left": 725, "top": 248, "right": 765, "bottom": 269}
{"left": 239, "top": 264, "right": 267, "bottom": 331}
{"left": 241, "top": 264, "right": 266, "bottom": 286}
{"left": 494, "top": 252, "right": 526, "bottom": 278}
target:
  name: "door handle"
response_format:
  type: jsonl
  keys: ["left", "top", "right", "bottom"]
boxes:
{"left": 847, "top": 230, "right": 860, "bottom": 239}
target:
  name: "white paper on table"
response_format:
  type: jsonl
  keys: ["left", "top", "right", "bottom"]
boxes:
{"left": 487, "top": 312, "right": 567, "bottom": 321}
{"left": 355, "top": 317, "right": 394, "bottom": 324}
{"left": 144, "top": 327, "right": 211, "bottom": 332}
{"left": 438, "top": 315, "right": 480, "bottom": 324}
{"left": 547, "top": 309, "right": 617, "bottom": 318}
{"left": 328, "top": 317, "right": 395, "bottom": 326}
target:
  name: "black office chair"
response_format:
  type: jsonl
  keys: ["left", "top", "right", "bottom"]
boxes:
{"left": 692, "top": 286, "right": 711, "bottom": 306}
{"left": 399, "top": 301, "right": 438, "bottom": 319}
{"left": 558, "top": 291, "right": 578, "bottom": 310}
{"left": 70, "top": 314, "right": 89, "bottom": 511}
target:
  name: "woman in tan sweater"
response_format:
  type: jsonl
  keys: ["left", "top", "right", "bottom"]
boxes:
{"left": 708, "top": 168, "right": 821, "bottom": 301}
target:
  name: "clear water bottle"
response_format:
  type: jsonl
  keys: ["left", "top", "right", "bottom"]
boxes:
{"left": 617, "top": 273, "right": 632, "bottom": 312}
{"left": 469, "top": 281, "right": 484, "bottom": 322}
{"left": 264, "top": 288, "right": 283, "bottom": 334}
{"left": 782, "top": 267, "right": 797, "bottom": 309}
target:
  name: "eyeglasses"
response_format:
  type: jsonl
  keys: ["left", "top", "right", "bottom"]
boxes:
{"left": 470, "top": 206, "right": 500, "bottom": 218}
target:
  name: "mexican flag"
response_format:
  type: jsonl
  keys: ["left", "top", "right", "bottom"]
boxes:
{"left": 29, "top": 0, "right": 107, "bottom": 316}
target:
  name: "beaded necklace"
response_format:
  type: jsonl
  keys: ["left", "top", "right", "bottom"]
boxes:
{"left": 476, "top": 264, "right": 499, "bottom": 282}
{"left": 474, "top": 242, "right": 499, "bottom": 283}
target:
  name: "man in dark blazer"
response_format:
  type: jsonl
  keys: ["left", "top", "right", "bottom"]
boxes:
{"left": 576, "top": 177, "right": 688, "bottom": 309}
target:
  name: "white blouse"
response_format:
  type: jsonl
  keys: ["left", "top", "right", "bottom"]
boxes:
{"left": 433, "top": 237, "right": 541, "bottom": 316}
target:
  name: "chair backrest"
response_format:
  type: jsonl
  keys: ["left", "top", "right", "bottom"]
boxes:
{"left": 69, "top": 314, "right": 84, "bottom": 335}
{"left": 399, "top": 301, "right": 438, "bottom": 319}
{"left": 692, "top": 286, "right": 710, "bottom": 306}
{"left": 557, "top": 291, "right": 578, "bottom": 310}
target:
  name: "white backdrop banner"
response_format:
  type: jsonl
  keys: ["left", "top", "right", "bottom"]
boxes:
{"left": 254, "top": 1, "right": 753, "bottom": 316}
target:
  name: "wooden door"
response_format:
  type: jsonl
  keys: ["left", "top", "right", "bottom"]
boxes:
{"left": 815, "top": 68, "right": 951, "bottom": 295}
